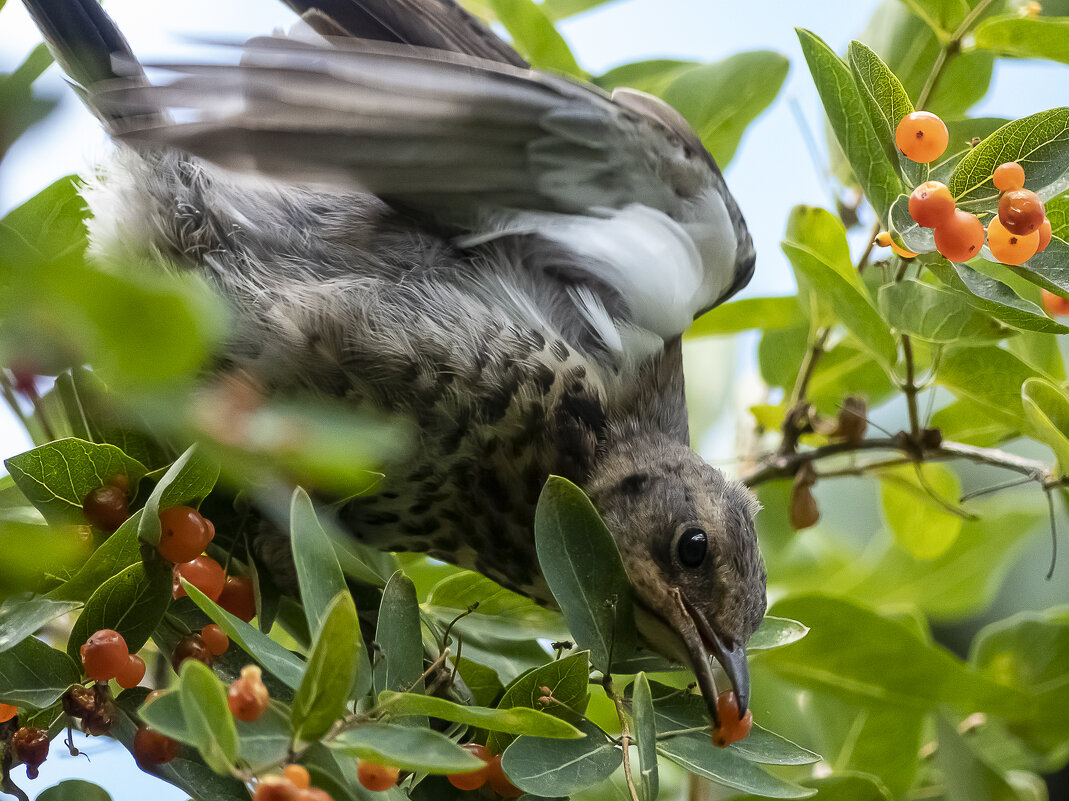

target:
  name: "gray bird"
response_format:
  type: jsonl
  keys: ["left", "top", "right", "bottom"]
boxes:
{"left": 22, "top": 0, "right": 766, "bottom": 727}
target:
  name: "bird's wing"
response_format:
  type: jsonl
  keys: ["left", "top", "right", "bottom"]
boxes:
{"left": 103, "top": 36, "right": 753, "bottom": 343}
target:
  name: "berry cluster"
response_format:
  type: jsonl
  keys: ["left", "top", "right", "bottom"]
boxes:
{"left": 253, "top": 764, "right": 333, "bottom": 800}
{"left": 63, "top": 684, "right": 115, "bottom": 735}
{"left": 712, "top": 690, "right": 754, "bottom": 748}
{"left": 80, "top": 629, "right": 146, "bottom": 688}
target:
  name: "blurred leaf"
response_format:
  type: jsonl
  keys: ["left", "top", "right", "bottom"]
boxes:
{"left": 375, "top": 571, "right": 425, "bottom": 715}
{"left": 331, "top": 723, "right": 484, "bottom": 773}
{"left": 949, "top": 108, "right": 1069, "bottom": 214}
{"left": 758, "top": 325, "right": 809, "bottom": 389}
{"left": 878, "top": 279, "right": 1006, "bottom": 343}
{"left": 183, "top": 580, "right": 305, "bottom": 691}
{"left": 808, "top": 343, "right": 898, "bottom": 416}
{"left": 0, "top": 176, "right": 86, "bottom": 269}
{"left": 534, "top": 476, "right": 636, "bottom": 672}
{"left": 929, "top": 398, "right": 1017, "bottom": 447}
{"left": 36, "top": 781, "right": 111, "bottom": 801}
{"left": 379, "top": 690, "right": 582, "bottom": 737}
{"left": 48, "top": 510, "right": 143, "bottom": 602}
{"left": 782, "top": 206, "right": 897, "bottom": 366}
{"left": 487, "top": 651, "right": 590, "bottom": 754}
{"left": 179, "top": 659, "right": 240, "bottom": 774}
{"left": 1022, "top": 378, "right": 1069, "bottom": 475}
{"left": 896, "top": 0, "right": 998, "bottom": 39}
{"left": 0, "top": 635, "right": 80, "bottom": 708}
{"left": 993, "top": 237, "right": 1069, "bottom": 301}
{"left": 935, "top": 714, "right": 1021, "bottom": 801}
{"left": 659, "top": 51, "right": 789, "bottom": 166}
{"left": 749, "top": 615, "right": 810, "bottom": 652}
{"left": 0, "top": 595, "right": 80, "bottom": 653}
{"left": 974, "top": 15, "right": 1069, "bottom": 64}
{"left": 290, "top": 488, "right": 349, "bottom": 638}
{"left": 688, "top": 297, "right": 805, "bottom": 338}
{"left": 937, "top": 345, "right": 1042, "bottom": 430}
{"left": 538, "top": 0, "right": 615, "bottom": 19}
{"left": 292, "top": 592, "right": 362, "bottom": 741}
{"left": 0, "top": 519, "right": 91, "bottom": 595}
{"left": 596, "top": 59, "right": 697, "bottom": 95}
{"left": 424, "top": 570, "right": 568, "bottom": 642}
{"left": 502, "top": 718, "right": 620, "bottom": 796}
{"left": 737, "top": 774, "right": 892, "bottom": 801}
{"left": 796, "top": 30, "right": 904, "bottom": 224}
{"left": 657, "top": 734, "right": 815, "bottom": 798}
{"left": 631, "top": 673, "right": 658, "bottom": 801}
{"left": 4, "top": 438, "right": 146, "bottom": 527}
{"left": 236, "top": 703, "right": 292, "bottom": 772}
{"left": 138, "top": 444, "right": 219, "bottom": 547}
{"left": 487, "top": 0, "right": 583, "bottom": 77}
{"left": 879, "top": 463, "right": 964, "bottom": 559}
{"left": 66, "top": 560, "right": 171, "bottom": 658}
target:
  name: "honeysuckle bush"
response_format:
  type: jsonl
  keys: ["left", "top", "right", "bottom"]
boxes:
{"left": 1, "top": 1, "right": 1068, "bottom": 800}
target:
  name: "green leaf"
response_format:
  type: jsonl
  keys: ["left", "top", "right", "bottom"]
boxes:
{"left": 748, "top": 615, "right": 810, "bottom": 652}
{"left": 454, "top": 655, "right": 504, "bottom": 708}
{"left": 1022, "top": 378, "right": 1069, "bottom": 475}
{"left": 974, "top": 15, "right": 1069, "bottom": 65}
{"left": 937, "top": 346, "right": 1042, "bottom": 430}
{"left": 935, "top": 714, "right": 1022, "bottom": 801}
{"left": 1047, "top": 189, "right": 1068, "bottom": 239}
{"left": 796, "top": 30, "right": 903, "bottom": 224}
{"left": 0, "top": 176, "right": 86, "bottom": 269}
{"left": 138, "top": 444, "right": 219, "bottom": 547}
{"left": 3, "top": 438, "right": 146, "bottom": 526}
{"left": 179, "top": 659, "right": 240, "bottom": 775}
{"left": 658, "top": 51, "right": 789, "bottom": 166}
{"left": 0, "top": 636, "right": 80, "bottom": 708}
{"left": 237, "top": 703, "right": 293, "bottom": 772}
{"left": 486, "top": 651, "right": 590, "bottom": 754}
{"left": 330, "top": 723, "right": 485, "bottom": 773}
{"left": 879, "top": 463, "right": 964, "bottom": 559}
{"left": 66, "top": 560, "right": 172, "bottom": 659}
{"left": 139, "top": 689, "right": 194, "bottom": 744}
{"left": 949, "top": 108, "right": 1069, "bottom": 214}
{"left": 595, "top": 59, "right": 697, "bottom": 96}
{"left": 289, "top": 487, "right": 349, "bottom": 638}
{"left": 378, "top": 690, "right": 582, "bottom": 738}
{"left": 687, "top": 297, "right": 805, "bottom": 338}
{"left": 424, "top": 570, "right": 568, "bottom": 642}
{"left": 534, "top": 476, "right": 636, "bottom": 672}
{"left": 781, "top": 206, "right": 897, "bottom": 366}
{"left": 736, "top": 774, "right": 892, "bottom": 801}
{"left": 48, "top": 509, "right": 144, "bottom": 602}
{"left": 657, "top": 735, "right": 815, "bottom": 799}
{"left": 36, "top": 781, "right": 111, "bottom": 801}
{"left": 631, "top": 673, "right": 658, "bottom": 801}
{"left": 183, "top": 580, "right": 306, "bottom": 691}
{"left": 501, "top": 718, "right": 620, "bottom": 797}
{"left": 929, "top": 398, "right": 1017, "bottom": 447}
{"left": 375, "top": 571, "right": 425, "bottom": 722}
{"left": 878, "top": 279, "right": 1006, "bottom": 343}
{"left": 0, "top": 595, "right": 81, "bottom": 653}
{"left": 292, "top": 592, "right": 362, "bottom": 742}
{"left": 486, "top": 0, "right": 583, "bottom": 77}
{"left": 538, "top": 0, "right": 615, "bottom": 20}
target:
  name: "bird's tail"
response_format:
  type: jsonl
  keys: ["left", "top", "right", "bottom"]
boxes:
{"left": 21, "top": 0, "right": 155, "bottom": 129}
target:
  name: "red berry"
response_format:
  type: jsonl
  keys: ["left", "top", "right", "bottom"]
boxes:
{"left": 254, "top": 777, "right": 300, "bottom": 801}
{"left": 486, "top": 754, "right": 523, "bottom": 798}
{"left": 934, "top": 209, "right": 985, "bottom": 262}
{"left": 357, "top": 761, "right": 400, "bottom": 792}
{"left": 998, "top": 188, "right": 1046, "bottom": 236}
{"left": 448, "top": 744, "right": 491, "bottom": 790}
{"left": 201, "top": 624, "right": 230, "bottom": 656}
{"left": 1036, "top": 218, "right": 1053, "bottom": 254}
{"left": 116, "top": 654, "right": 147, "bottom": 689}
{"left": 895, "top": 111, "right": 949, "bottom": 163}
{"left": 1042, "top": 290, "right": 1069, "bottom": 316}
{"left": 987, "top": 216, "right": 1040, "bottom": 266}
{"left": 218, "top": 575, "right": 257, "bottom": 622}
{"left": 908, "top": 181, "right": 956, "bottom": 228}
{"left": 172, "top": 635, "right": 213, "bottom": 673}
{"left": 228, "top": 665, "right": 271, "bottom": 722}
{"left": 993, "top": 161, "right": 1026, "bottom": 192}
{"left": 80, "top": 629, "right": 129, "bottom": 681}
{"left": 82, "top": 484, "right": 130, "bottom": 532}
{"left": 283, "top": 765, "right": 311, "bottom": 790}
{"left": 158, "top": 506, "right": 215, "bottom": 564}
{"left": 712, "top": 690, "right": 754, "bottom": 748}
{"left": 133, "top": 725, "right": 180, "bottom": 768}
{"left": 11, "top": 726, "right": 49, "bottom": 779}
{"left": 173, "top": 555, "right": 226, "bottom": 601}
{"left": 0, "top": 703, "right": 17, "bottom": 723}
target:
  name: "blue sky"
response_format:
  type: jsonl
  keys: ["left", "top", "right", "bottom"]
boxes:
{"left": 0, "top": 1, "right": 1065, "bottom": 797}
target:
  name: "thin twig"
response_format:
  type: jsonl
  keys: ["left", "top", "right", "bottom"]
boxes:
{"left": 1045, "top": 489, "right": 1058, "bottom": 581}
{"left": 789, "top": 328, "right": 830, "bottom": 410}
{"left": 901, "top": 336, "right": 921, "bottom": 439}
{"left": 602, "top": 675, "right": 641, "bottom": 801}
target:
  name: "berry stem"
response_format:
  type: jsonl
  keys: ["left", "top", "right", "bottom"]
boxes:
{"left": 901, "top": 335, "right": 922, "bottom": 441}
{"left": 602, "top": 675, "right": 641, "bottom": 801}
{"left": 916, "top": 0, "right": 999, "bottom": 109}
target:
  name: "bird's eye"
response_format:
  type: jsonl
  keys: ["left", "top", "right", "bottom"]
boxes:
{"left": 677, "top": 527, "right": 707, "bottom": 567}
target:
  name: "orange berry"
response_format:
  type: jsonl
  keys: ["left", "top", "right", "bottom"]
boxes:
{"left": 297, "top": 790, "right": 333, "bottom": 801}
{"left": 172, "top": 635, "right": 213, "bottom": 673}
{"left": 712, "top": 690, "right": 755, "bottom": 748}
{"left": 173, "top": 555, "right": 226, "bottom": 601}
{"left": 895, "top": 111, "right": 949, "bottom": 163}
{"left": 486, "top": 754, "right": 523, "bottom": 798}
{"left": 80, "top": 629, "right": 129, "bottom": 681}
{"left": 891, "top": 240, "right": 918, "bottom": 258}
{"left": 909, "top": 181, "right": 956, "bottom": 228}
{"left": 1036, "top": 218, "right": 1053, "bottom": 254}
{"left": 999, "top": 189, "right": 1045, "bottom": 235}
{"left": 254, "top": 776, "right": 300, "bottom": 801}
{"left": 0, "top": 703, "right": 17, "bottom": 722}
{"left": 116, "top": 654, "right": 147, "bottom": 689}
{"left": 357, "top": 761, "right": 400, "bottom": 792}
{"left": 987, "top": 216, "right": 1040, "bottom": 266}
{"left": 133, "top": 725, "right": 180, "bottom": 768}
{"left": 934, "top": 209, "right": 985, "bottom": 262}
{"left": 228, "top": 665, "right": 271, "bottom": 722}
{"left": 993, "top": 162, "right": 1026, "bottom": 192}
{"left": 875, "top": 231, "right": 917, "bottom": 258}
{"left": 158, "top": 506, "right": 215, "bottom": 564}
{"left": 1042, "top": 290, "right": 1069, "bottom": 316}
{"left": 218, "top": 575, "right": 257, "bottom": 622}
{"left": 82, "top": 484, "right": 130, "bottom": 532}
{"left": 283, "top": 765, "right": 311, "bottom": 790}
{"left": 448, "top": 744, "right": 491, "bottom": 790}
{"left": 201, "top": 624, "right": 230, "bottom": 656}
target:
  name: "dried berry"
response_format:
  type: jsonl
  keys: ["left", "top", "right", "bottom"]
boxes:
{"left": 11, "top": 726, "right": 50, "bottom": 779}
{"left": 82, "top": 483, "right": 130, "bottom": 532}
{"left": 172, "top": 635, "right": 213, "bottom": 673}
{"left": 62, "top": 686, "right": 95, "bottom": 719}
{"left": 834, "top": 397, "right": 868, "bottom": 445}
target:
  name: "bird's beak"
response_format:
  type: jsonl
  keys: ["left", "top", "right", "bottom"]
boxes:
{"left": 672, "top": 588, "right": 750, "bottom": 728}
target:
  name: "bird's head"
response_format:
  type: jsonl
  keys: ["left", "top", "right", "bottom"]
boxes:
{"left": 586, "top": 434, "right": 766, "bottom": 727}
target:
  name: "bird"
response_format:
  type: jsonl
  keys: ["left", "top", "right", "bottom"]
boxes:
{"left": 21, "top": 0, "right": 767, "bottom": 727}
